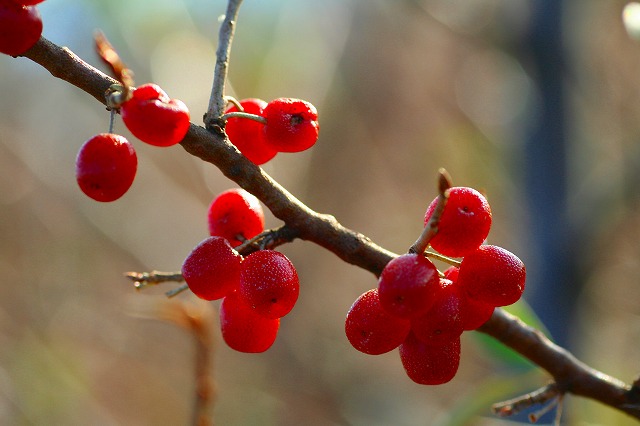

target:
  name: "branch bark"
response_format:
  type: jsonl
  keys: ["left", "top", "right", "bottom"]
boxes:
{"left": 19, "top": 36, "right": 640, "bottom": 421}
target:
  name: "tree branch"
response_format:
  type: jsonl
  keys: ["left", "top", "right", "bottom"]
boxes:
{"left": 18, "top": 36, "right": 640, "bottom": 421}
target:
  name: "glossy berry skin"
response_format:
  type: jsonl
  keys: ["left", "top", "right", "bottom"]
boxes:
{"left": 120, "top": 83, "right": 190, "bottom": 147}
{"left": 410, "top": 278, "right": 463, "bottom": 345}
{"left": 239, "top": 250, "right": 299, "bottom": 319}
{"left": 0, "top": 2, "right": 42, "bottom": 56}
{"left": 263, "top": 98, "right": 319, "bottom": 153}
{"left": 443, "top": 267, "right": 494, "bottom": 330}
{"left": 220, "top": 290, "right": 280, "bottom": 353}
{"left": 377, "top": 254, "right": 439, "bottom": 318}
{"left": 75, "top": 133, "right": 137, "bottom": 202}
{"left": 458, "top": 245, "right": 526, "bottom": 307}
{"left": 207, "top": 188, "right": 265, "bottom": 247}
{"left": 345, "top": 288, "right": 411, "bottom": 355}
{"left": 424, "top": 187, "right": 492, "bottom": 257}
{"left": 225, "top": 98, "right": 277, "bottom": 165}
{"left": 181, "top": 236, "right": 242, "bottom": 301}
{"left": 399, "top": 332, "right": 461, "bottom": 385}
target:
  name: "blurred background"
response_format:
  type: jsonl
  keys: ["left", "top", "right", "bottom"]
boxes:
{"left": 1, "top": 0, "right": 640, "bottom": 424}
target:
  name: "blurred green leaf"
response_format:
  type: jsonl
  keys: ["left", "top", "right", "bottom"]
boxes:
{"left": 473, "top": 300, "right": 550, "bottom": 371}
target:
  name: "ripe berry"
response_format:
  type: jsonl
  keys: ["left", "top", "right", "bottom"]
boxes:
{"left": 424, "top": 186, "right": 492, "bottom": 257}
{"left": 399, "top": 332, "right": 461, "bottom": 385}
{"left": 410, "top": 278, "right": 463, "bottom": 345}
{"left": 75, "top": 133, "right": 137, "bottom": 202}
{"left": 181, "top": 236, "right": 242, "bottom": 301}
{"left": 0, "top": 2, "right": 42, "bottom": 56}
{"left": 443, "top": 267, "right": 494, "bottom": 330}
{"left": 239, "top": 250, "right": 299, "bottom": 319}
{"left": 345, "top": 288, "right": 411, "bottom": 355}
{"left": 263, "top": 98, "right": 319, "bottom": 153}
{"left": 377, "top": 254, "right": 439, "bottom": 318}
{"left": 220, "top": 290, "right": 280, "bottom": 353}
{"left": 207, "top": 188, "right": 265, "bottom": 247}
{"left": 120, "top": 83, "right": 190, "bottom": 147}
{"left": 458, "top": 245, "right": 526, "bottom": 307}
{"left": 225, "top": 98, "right": 277, "bottom": 165}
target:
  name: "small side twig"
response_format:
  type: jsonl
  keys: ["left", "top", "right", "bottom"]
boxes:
{"left": 125, "top": 270, "right": 184, "bottom": 290}
{"left": 492, "top": 383, "right": 560, "bottom": 419}
{"left": 203, "top": 0, "right": 244, "bottom": 130}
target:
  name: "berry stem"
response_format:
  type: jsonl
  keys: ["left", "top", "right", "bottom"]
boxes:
{"left": 204, "top": 0, "right": 244, "bottom": 130}
{"left": 221, "top": 111, "right": 267, "bottom": 125}
{"left": 424, "top": 251, "right": 461, "bottom": 267}
{"left": 223, "top": 95, "right": 243, "bottom": 111}
{"left": 408, "top": 168, "right": 452, "bottom": 255}
{"left": 108, "top": 108, "right": 116, "bottom": 133}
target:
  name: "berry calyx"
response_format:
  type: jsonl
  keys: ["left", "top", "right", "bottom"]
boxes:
{"left": 120, "top": 83, "right": 190, "bottom": 147}
{"left": 263, "top": 98, "right": 319, "bottom": 153}
{"left": 207, "top": 188, "right": 265, "bottom": 247}
{"left": 220, "top": 290, "right": 280, "bottom": 353}
{"left": 399, "top": 332, "right": 461, "bottom": 385}
{"left": 458, "top": 245, "right": 526, "bottom": 307}
{"left": 75, "top": 133, "right": 137, "bottom": 202}
{"left": 377, "top": 254, "right": 439, "bottom": 318}
{"left": 225, "top": 98, "right": 277, "bottom": 165}
{"left": 345, "top": 288, "right": 412, "bottom": 355}
{"left": 410, "top": 278, "right": 463, "bottom": 345}
{"left": 239, "top": 250, "right": 299, "bottom": 319}
{"left": 424, "top": 186, "right": 492, "bottom": 257}
{"left": 181, "top": 236, "right": 242, "bottom": 301}
{"left": 0, "top": 2, "right": 42, "bottom": 56}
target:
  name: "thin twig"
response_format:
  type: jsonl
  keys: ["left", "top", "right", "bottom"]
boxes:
{"left": 408, "top": 168, "right": 452, "bottom": 255}
{"left": 125, "top": 270, "right": 184, "bottom": 290}
{"left": 203, "top": 0, "right": 244, "bottom": 130}
{"left": 493, "top": 383, "right": 559, "bottom": 417}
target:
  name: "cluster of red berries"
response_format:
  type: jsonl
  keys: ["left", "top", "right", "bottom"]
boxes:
{"left": 225, "top": 97, "right": 319, "bottom": 164}
{"left": 181, "top": 188, "right": 300, "bottom": 353}
{"left": 0, "top": 0, "right": 44, "bottom": 56}
{"left": 345, "top": 187, "right": 526, "bottom": 385}
{"left": 75, "top": 83, "right": 191, "bottom": 202}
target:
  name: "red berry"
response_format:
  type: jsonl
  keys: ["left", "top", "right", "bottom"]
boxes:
{"left": 220, "top": 290, "right": 280, "bottom": 353}
{"left": 345, "top": 288, "right": 411, "bottom": 355}
{"left": 460, "top": 292, "right": 494, "bottom": 330}
{"left": 120, "top": 83, "right": 190, "bottom": 147}
{"left": 239, "top": 250, "right": 299, "bottom": 319}
{"left": 181, "top": 236, "right": 242, "bottom": 301}
{"left": 443, "top": 266, "right": 494, "bottom": 330}
{"left": 424, "top": 187, "right": 492, "bottom": 257}
{"left": 410, "top": 278, "right": 463, "bottom": 345}
{"left": 75, "top": 133, "right": 137, "bottom": 202}
{"left": 377, "top": 254, "right": 439, "bottom": 318}
{"left": 0, "top": 2, "right": 42, "bottom": 56}
{"left": 263, "top": 98, "right": 319, "bottom": 153}
{"left": 225, "top": 98, "right": 277, "bottom": 165}
{"left": 207, "top": 188, "right": 265, "bottom": 247}
{"left": 399, "top": 332, "right": 461, "bottom": 385}
{"left": 458, "top": 245, "right": 526, "bottom": 307}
